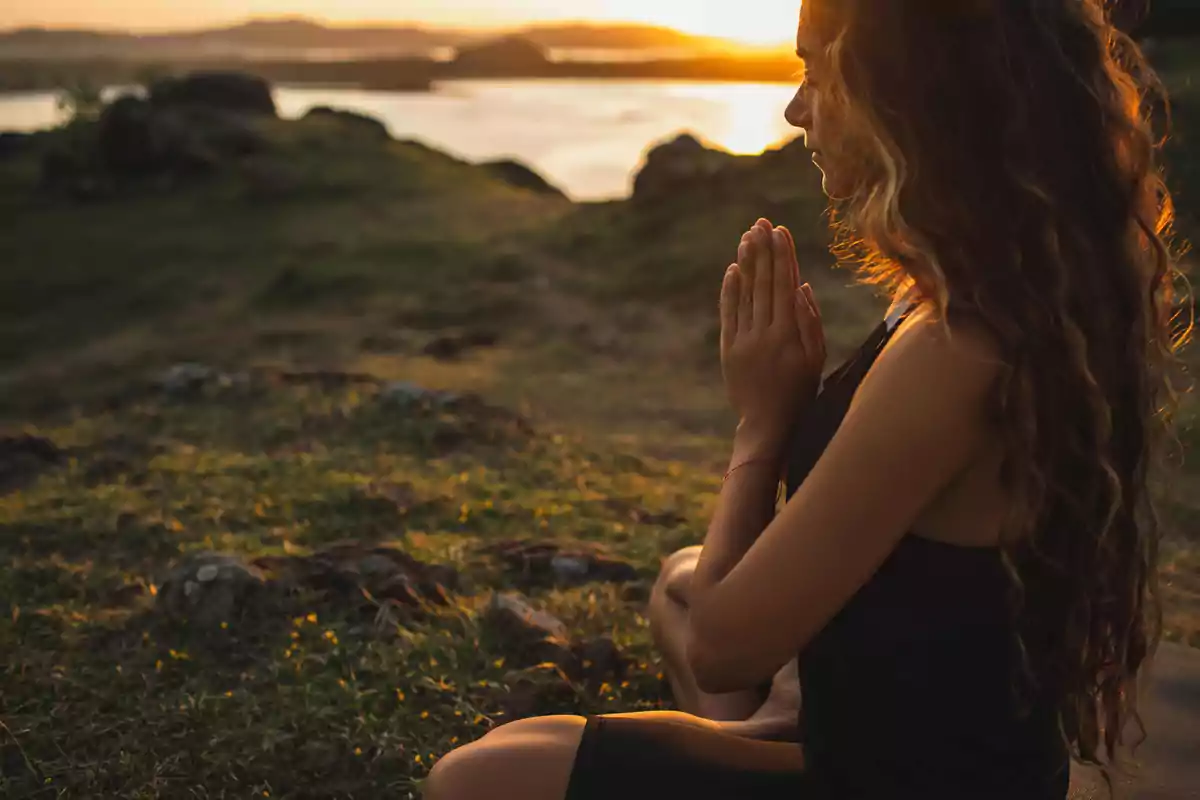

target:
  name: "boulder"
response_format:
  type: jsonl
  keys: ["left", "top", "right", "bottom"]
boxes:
{"left": 480, "top": 159, "right": 565, "bottom": 198}
{"left": 92, "top": 95, "right": 270, "bottom": 184}
{"left": 631, "top": 133, "right": 739, "bottom": 204}
{"left": 252, "top": 542, "right": 459, "bottom": 608}
{"left": 149, "top": 71, "right": 277, "bottom": 117}
{"left": 96, "top": 96, "right": 171, "bottom": 177}
{"left": 379, "top": 381, "right": 461, "bottom": 407}
{"left": 157, "top": 552, "right": 270, "bottom": 627}
{"left": 483, "top": 592, "right": 577, "bottom": 672}
{"left": 155, "top": 363, "right": 240, "bottom": 398}
{"left": 481, "top": 539, "right": 640, "bottom": 588}
{"left": 302, "top": 106, "right": 390, "bottom": 141}
{"left": 482, "top": 593, "right": 629, "bottom": 697}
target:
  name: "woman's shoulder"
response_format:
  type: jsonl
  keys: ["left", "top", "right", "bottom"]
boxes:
{"left": 857, "top": 302, "right": 1005, "bottom": 420}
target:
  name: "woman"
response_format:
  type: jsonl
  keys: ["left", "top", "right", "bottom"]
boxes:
{"left": 425, "top": 1, "right": 1187, "bottom": 798}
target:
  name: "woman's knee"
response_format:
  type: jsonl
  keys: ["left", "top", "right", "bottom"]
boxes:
{"left": 423, "top": 716, "right": 586, "bottom": 800}
{"left": 651, "top": 545, "right": 702, "bottom": 611}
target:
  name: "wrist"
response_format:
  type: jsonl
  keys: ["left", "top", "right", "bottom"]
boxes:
{"left": 731, "top": 420, "right": 789, "bottom": 466}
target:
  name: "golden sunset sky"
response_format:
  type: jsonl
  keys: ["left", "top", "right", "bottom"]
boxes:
{"left": 1, "top": 0, "right": 803, "bottom": 44}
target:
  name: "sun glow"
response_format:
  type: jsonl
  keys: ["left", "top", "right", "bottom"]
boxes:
{"left": 595, "top": 0, "right": 802, "bottom": 46}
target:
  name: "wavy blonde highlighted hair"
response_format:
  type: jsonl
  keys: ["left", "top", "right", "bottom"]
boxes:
{"left": 800, "top": 0, "right": 1191, "bottom": 774}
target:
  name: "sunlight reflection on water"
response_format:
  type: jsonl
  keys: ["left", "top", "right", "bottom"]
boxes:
{"left": 0, "top": 79, "right": 801, "bottom": 200}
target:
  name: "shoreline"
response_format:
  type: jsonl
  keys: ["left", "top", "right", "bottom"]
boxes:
{"left": 0, "top": 54, "right": 803, "bottom": 95}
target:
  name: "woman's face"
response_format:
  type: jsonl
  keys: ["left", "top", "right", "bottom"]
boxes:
{"left": 784, "top": 25, "right": 857, "bottom": 199}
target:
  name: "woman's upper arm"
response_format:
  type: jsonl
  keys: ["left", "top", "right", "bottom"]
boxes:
{"left": 687, "top": 317, "right": 1004, "bottom": 689}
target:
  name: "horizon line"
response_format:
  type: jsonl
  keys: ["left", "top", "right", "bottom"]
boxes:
{"left": 0, "top": 14, "right": 793, "bottom": 47}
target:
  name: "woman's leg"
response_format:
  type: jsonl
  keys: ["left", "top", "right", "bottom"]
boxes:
{"left": 424, "top": 711, "right": 806, "bottom": 800}
{"left": 649, "top": 546, "right": 776, "bottom": 722}
{"left": 423, "top": 716, "right": 586, "bottom": 800}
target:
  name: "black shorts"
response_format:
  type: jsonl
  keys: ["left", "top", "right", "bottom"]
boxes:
{"left": 563, "top": 716, "right": 828, "bottom": 800}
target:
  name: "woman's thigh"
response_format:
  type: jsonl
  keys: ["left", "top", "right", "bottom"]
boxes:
{"left": 423, "top": 715, "right": 587, "bottom": 800}
{"left": 424, "top": 711, "right": 810, "bottom": 800}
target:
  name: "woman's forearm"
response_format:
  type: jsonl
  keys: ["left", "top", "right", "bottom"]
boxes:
{"left": 690, "top": 431, "right": 785, "bottom": 598}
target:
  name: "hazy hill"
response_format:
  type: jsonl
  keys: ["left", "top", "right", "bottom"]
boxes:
{"left": 0, "top": 18, "right": 738, "bottom": 61}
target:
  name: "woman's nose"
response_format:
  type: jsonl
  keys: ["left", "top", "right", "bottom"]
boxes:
{"left": 785, "top": 88, "right": 812, "bottom": 130}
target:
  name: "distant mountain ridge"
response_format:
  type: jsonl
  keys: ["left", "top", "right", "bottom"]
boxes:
{"left": 0, "top": 18, "right": 742, "bottom": 60}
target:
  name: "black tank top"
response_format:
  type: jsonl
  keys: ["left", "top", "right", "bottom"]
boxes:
{"left": 784, "top": 309, "right": 1070, "bottom": 799}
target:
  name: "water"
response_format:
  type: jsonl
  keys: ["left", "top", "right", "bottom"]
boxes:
{"left": 0, "top": 80, "right": 801, "bottom": 200}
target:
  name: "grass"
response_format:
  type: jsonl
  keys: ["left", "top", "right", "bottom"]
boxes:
{"left": 2, "top": 49, "right": 1200, "bottom": 798}
{"left": 0, "top": 359, "right": 736, "bottom": 798}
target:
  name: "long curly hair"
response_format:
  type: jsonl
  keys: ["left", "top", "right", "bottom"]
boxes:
{"left": 800, "top": 0, "right": 1191, "bottom": 772}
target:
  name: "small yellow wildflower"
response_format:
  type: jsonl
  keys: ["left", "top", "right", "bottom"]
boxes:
{"left": 420, "top": 710, "right": 430, "bottom": 720}
{"left": 220, "top": 621, "right": 228, "bottom": 630}
{"left": 396, "top": 689, "right": 406, "bottom": 702}
{"left": 306, "top": 612, "right": 318, "bottom": 624}
{"left": 354, "top": 747, "right": 363, "bottom": 756}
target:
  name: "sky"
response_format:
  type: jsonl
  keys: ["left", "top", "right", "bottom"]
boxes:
{"left": 0, "top": 0, "right": 804, "bottom": 44}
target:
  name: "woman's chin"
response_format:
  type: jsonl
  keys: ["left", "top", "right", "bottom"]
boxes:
{"left": 815, "top": 164, "right": 852, "bottom": 201}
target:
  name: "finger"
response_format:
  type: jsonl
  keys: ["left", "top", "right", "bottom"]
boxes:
{"left": 802, "top": 282, "right": 822, "bottom": 325}
{"left": 720, "top": 264, "right": 739, "bottom": 353}
{"left": 752, "top": 226, "right": 774, "bottom": 329}
{"left": 777, "top": 225, "right": 800, "bottom": 285}
{"left": 738, "top": 230, "right": 756, "bottom": 298}
{"left": 737, "top": 240, "right": 754, "bottom": 332}
{"left": 772, "top": 229, "right": 796, "bottom": 325}
{"left": 797, "top": 283, "right": 824, "bottom": 359}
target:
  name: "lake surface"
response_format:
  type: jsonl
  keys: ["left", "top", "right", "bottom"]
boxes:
{"left": 0, "top": 80, "right": 800, "bottom": 200}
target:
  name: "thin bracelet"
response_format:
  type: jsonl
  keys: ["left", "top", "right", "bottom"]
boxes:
{"left": 722, "top": 457, "right": 780, "bottom": 483}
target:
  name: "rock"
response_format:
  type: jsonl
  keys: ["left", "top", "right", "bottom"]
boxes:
{"left": 149, "top": 72, "right": 277, "bottom": 117}
{"left": 480, "top": 159, "right": 565, "bottom": 198}
{"left": 379, "top": 381, "right": 460, "bottom": 407}
{"left": 485, "top": 592, "right": 570, "bottom": 641}
{"left": 453, "top": 36, "right": 550, "bottom": 73}
{"left": 550, "top": 555, "right": 591, "bottom": 584}
{"left": 302, "top": 106, "right": 390, "bottom": 141}
{"left": 631, "top": 133, "right": 738, "bottom": 204}
{"left": 157, "top": 552, "right": 269, "bottom": 627}
{"left": 0, "top": 435, "right": 64, "bottom": 494}
{"left": 483, "top": 594, "right": 576, "bottom": 671}
{"left": 252, "top": 542, "right": 459, "bottom": 609}
{"left": 483, "top": 540, "right": 640, "bottom": 588}
{"left": 96, "top": 96, "right": 164, "bottom": 178}
{"left": 157, "top": 363, "right": 222, "bottom": 397}
{"left": 91, "top": 94, "right": 269, "bottom": 186}
{"left": 0, "top": 131, "right": 32, "bottom": 160}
